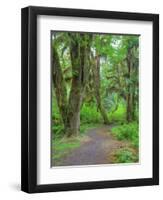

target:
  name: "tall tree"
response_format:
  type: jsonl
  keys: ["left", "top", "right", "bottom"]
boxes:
{"left": 52, "top": 33, "right": 92, "bottom": 137}
{"left": 65, "top": 33, "right": 92, "bottom": 136}
{"left": 125, "top": 36, "right": 139, "bottom": 122}
{"left": 52, "top": 44, "right": 68, "bottom": 125}
{"left": 92, "top": 53, "right": 109, "bottom": 124}
{"left": 91, "top": 35, "right": 112, "bottom": 124}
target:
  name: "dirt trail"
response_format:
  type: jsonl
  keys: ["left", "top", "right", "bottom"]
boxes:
{"left": 56, "top": 126, "right": 126, "bottom": 166}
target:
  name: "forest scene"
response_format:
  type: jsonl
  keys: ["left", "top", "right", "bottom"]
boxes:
{"left": 51, "top": 31, "right": 139, "bottom": 167}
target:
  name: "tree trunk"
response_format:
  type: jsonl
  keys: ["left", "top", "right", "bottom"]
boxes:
{"left": 126, "top": 48, "right": 133, "bottom": 122}
{"left": 131, "top": 89, "right": 136, "bottom": 120}
{"left": 65, "top": 33, "right": 92, "bottom": 137}
{"left": 126, "top": 93, "right": 132, "bottom": 122}
{"left": 65, "top": 86, "right": 83, "bottom": 137}
{"left": 52, "top": 33, "right": 92, "bottom": 137}
{"left": 93, "top": 54, "right": 109, "bottom": 124}
{"left": 52, "top": 45, "right": 68, "bottom": 126}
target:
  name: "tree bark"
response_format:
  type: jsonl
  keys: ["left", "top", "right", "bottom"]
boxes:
{"left": 93, "top": 54, "right": 109, "bottom": 124}
{"left": 126, "top": 48, "right": 133, "bottom": 122}
{"left": 131, "top": 89, "right": 136, "bottom": 120}
{"left": 52, "top": 45, "right": 68, "bottom": 126}
{"left": 126, "top": 93, "right": 132, "bottom": 122}
{"left": 52, "top": 33, "right": 92, "bottom": 137}
{"left": 65, "top": 33, "right": 92, "bottom": 137}
{"left": 66, "top": 85, "right": 83, "bottom": 137}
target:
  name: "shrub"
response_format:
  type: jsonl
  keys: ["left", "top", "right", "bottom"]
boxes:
{"left": 113, "top": 148, "right": 138, "bottom": 163}
{"left": 52, "top": 124, "right": 64, "bottom": 138}
{"left": 109, "top": 103, "right": 126, "bottom": 123}
{"left": 111, "top": 122, "right": 139, "bottom": 148}
{"left": 80, "top": 104, "right": 102, "bottom": 124}
{"left": 52, "top": 97, "right": 65, "bottom": 138}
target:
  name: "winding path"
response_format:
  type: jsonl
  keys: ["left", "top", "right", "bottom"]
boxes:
{"left": 56, "top": 126, "right": 125, "bottom": 166}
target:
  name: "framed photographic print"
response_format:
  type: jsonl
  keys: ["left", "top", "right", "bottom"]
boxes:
{"left": 21, "top": 6, "right": 159, "bottom": 193}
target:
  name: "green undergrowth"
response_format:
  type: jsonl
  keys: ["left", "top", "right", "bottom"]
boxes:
{"left": 109, "top": 104, "right": 126, "bottom": 123}
{"left": 52, "top": 102, "right": 103, "bottom": 138}
{"left": 52, "top": 138, "right": 81, "bottom": 165}
{"left": 80, "top": 104, "right": 102, "bottom": 124}
{"left": 111, "top": 122, "right": 139, "bottom": 147}
{"left": 112, "top": 147, "right": 138, "bottom": 163}
{"left": 111, "top": 122, "right": 139, "bottom": 163}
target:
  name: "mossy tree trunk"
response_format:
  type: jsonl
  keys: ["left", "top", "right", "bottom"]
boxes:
{"left": 126, "top": 48, "right": 133, "bottom": 122}
{"left": 52, "top": 33, "right": 92, "bottom": 137}
{"left": 92, "top": 54, "right": 109, "bottom": 124}
{"left": 65, "top": 33, "right": 92, "bottom": 137}
{"left": 52, "top": 46, "right": 68, "bottom": 125}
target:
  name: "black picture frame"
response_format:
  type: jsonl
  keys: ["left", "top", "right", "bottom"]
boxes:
{"left": 21, "top": 6, "right": 159, "bottom": 193}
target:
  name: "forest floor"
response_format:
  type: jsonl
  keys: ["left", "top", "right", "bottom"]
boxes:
{"left": 52, "top": 125, "right": 131, "bottom": 166}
